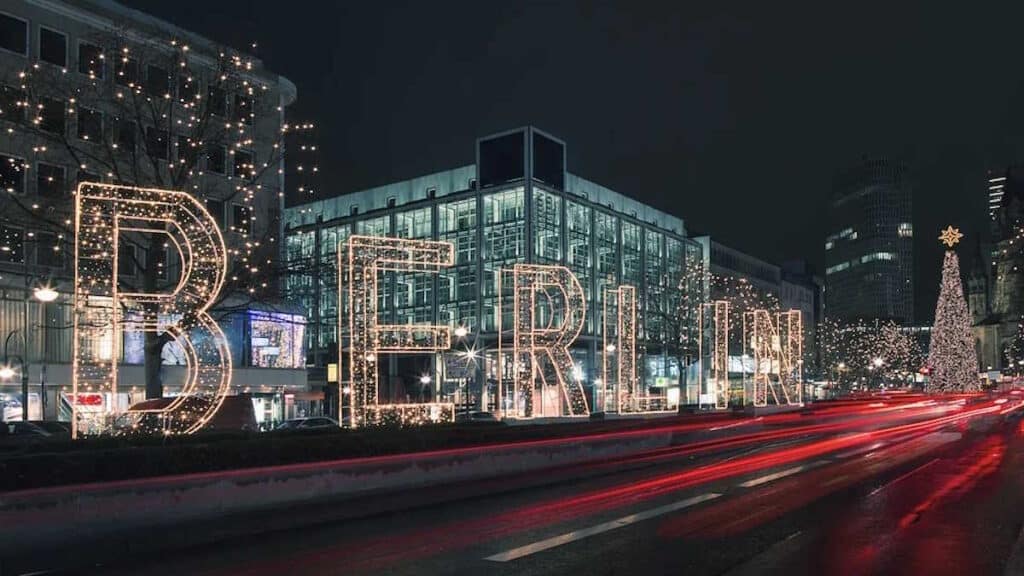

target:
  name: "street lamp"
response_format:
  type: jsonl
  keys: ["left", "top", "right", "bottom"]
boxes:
{"left": 454, "top": 326, "right": 469, "bottom": 338}
{"left": 33, "top": 286, "right": 58, "bottom": 303}
{"left": 0, "top": 366, "right": 14, "bottom": 380}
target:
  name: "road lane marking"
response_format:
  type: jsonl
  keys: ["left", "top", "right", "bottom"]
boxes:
{"left": 833, "top": 442, "right": 886, "bottom": 460}
{"left": 484, "top": 492, "right": 722, "bottom": 562}
{"left": 710, "top": 417, "right": 761, "bottom": 431}
{"left": 736, "top": 460, "right": 830, "bottom": 489}
{"left": 868, "top": 457, "right": 940, "bottom": 497}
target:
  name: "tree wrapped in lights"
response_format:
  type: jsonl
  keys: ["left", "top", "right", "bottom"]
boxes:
{"left": 927, "top": 227, "right": 980, "bottom": 392}
{"left": 0, "top": 29, "right": 317, "bottom": 404}
{"left": 819, "top": 317, "right": 922, "bottom": 390}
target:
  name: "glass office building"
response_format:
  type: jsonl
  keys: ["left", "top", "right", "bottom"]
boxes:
{"left": 284, "top": 127, "right": 702, "bottom": 415}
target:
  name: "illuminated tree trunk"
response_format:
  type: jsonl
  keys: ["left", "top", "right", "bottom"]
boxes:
{"left": 927, "top": 251, "right": 980, "bottom": 392}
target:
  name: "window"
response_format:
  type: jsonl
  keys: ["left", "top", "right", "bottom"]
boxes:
{"left": 206, "top": 145, "right": 226, "bottom": 173}
{"left": 77, "top": 42, "right": 103, "bottom": 78}
{"left": 0, "top": 13, "right": 27, "bottom": 55}
{"left": 206, "top": 198, "right": 225, "bottom": 229}
{"left": 177, "top": 135, "right": 197, "bottom": 166}
{"left": 35, "top": 231, "right": 62, "bottom": 267}
{"left": 38, "top": 97, "right": 64, "bottom": 134}
{"left": 234, "top": 93, "right": 253, "bottom": 124}
{"left": 207, "top": 86, "right": 226, "bottom": 116}
{"left": 232, "top": 204, "right": 250, "bottom": 236}
{"left": 117, "top": 240, "right": 136, "bottom": 276}
{"left": 36, "top": 163, "right": 65, "bottom": 197}
{"left": 0, "top": 154, "right": 25, "bottom": 193}
{"left": 39, "top": 27, "right": 66, "bottom": 67}
{"left": 898, "top": 223, "right": 913, "bottom": 238}
{"left": 233, "top": 149, "right": 253, "bottom": 178}
{"left": 0, "top": 84, "right": 24, "bottom": 123}
{"left": 145, "top": 127, "right": 168, "bottom": 159}
{"left": 177, "top": 74, "right": 197, "bottom": 103}
{"left": 0, "top": 224, "right": 23, "bottom": 263}
{"left": 115, "top": 118, "right": 135, "bottom": 150}
{"left": 115, "top": 56, "right": 139, "bottom": 86}
{"left": 77, "top": 107, "right": 103, "bottom": 141}
{"left": 77, "top": 170, "right": 100, "bottom": 188}
{"left": 145, "top": 65, "right": 169, "bottom": 97}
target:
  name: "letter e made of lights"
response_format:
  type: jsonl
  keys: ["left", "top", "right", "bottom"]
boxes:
{"left": 341, "top": 236, "right": 456, "bottom": 426}
{"left": 73, "top": 183, "right": 231, "bottom": 438}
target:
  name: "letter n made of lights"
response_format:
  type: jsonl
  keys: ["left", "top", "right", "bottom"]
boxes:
{"left": 73, "top": 183, "right": 231, "bottom": 438}
{"left": 342, "top": 236, "right": 456, "bottom": 427}
{"left": 603, "top": 285, "right": 638, "bottom": 413}
{"left": 698, "top": 301, "right": 730, "bottom": 410}
{"left": 511, "top": 264, "right": 589, "bottom": 418}
{"left": 744, "top": 309, "right": 802, "bottom": 407}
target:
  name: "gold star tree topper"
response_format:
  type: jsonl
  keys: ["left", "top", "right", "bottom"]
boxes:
{"left": 938, "top": 225, "right": 964, "bottom": 248}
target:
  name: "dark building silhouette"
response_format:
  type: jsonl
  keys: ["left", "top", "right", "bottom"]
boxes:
{"left": 825, "top": 157, "right": 914, "bottom": 323}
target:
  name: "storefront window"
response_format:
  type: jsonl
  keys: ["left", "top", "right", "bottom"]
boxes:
{"left": 250, "top": 311, "right": 306, "bottom": 369}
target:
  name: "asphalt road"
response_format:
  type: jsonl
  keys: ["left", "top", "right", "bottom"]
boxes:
{"left": 25, "top": 394, "right": 1024, "bottom": 576}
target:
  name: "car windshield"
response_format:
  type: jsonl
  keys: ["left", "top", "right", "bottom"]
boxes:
{"left": 277, "top": 420, "right": 303, "bottom": 429}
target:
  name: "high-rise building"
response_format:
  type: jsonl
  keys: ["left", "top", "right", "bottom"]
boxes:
{"left": 825, "top": 157, "right": 914, "bottom": 323}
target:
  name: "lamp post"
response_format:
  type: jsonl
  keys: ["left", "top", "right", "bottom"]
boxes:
{"left": 5, "top": 283, "right": 60, "bottom": 422}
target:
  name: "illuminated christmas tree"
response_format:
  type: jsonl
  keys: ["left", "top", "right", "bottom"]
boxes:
{"left": 927, "top": 227, "right": 980, "bottom": 392}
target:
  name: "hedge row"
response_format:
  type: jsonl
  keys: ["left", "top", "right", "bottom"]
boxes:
{"left": 0, "top": 414, "right": 705, "bottom": 492}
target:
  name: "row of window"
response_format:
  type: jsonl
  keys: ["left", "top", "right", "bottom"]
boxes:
{"left": 825, "top": 224, "right": 912, "bottom": 250}
{"left": 0, "top": 203, "right": 250, "bottom": 270}
{"left": 826, "top": 251, "right": 900, "bottom": 275}
{"left": 0, "top": 142, "right": 255, "bottom": 196}
{"left": 0, "top": 12, "right": 254, "bottom": 121}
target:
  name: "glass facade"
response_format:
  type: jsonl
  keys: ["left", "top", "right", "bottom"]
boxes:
{"left": 284, "top": 159, "right": 697, "bottom": 415}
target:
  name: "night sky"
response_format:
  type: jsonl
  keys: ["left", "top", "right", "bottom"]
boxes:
{"left": 127, "top": 1, "right": 1024, "bottom": 321}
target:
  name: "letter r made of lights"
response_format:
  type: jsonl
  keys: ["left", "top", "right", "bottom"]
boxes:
{"left": 343, "top": 236, "right": 455, "bottom": 427}
{"left": 744, "top": 309, "right": 802, "bottom": 407}
{"left": 73, "top": 183, "right": 231, "bottom": 438}
{"left": 603, "top": 285, "right": 638, "bottom": 413}
{"left": 512, "top": 264, "right": 589, "bottom": 418}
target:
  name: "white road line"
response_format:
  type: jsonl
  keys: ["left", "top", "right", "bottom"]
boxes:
{"left": 484, "top": 492, "right": 722, "bottom": 562}
{"left": 868, "top": 457, "right": 940, "bottom": 497}
{"left": 738, "top": 466, "right": 806, "bottom": 488}
{"left": 737, "top": 460, "right": 829, "bottom": 488}
{"left": 710, "top": 417, "right": 761, "bottom": 431}
{"left": 833, "top": 442, "right": 886, "bottom": 460}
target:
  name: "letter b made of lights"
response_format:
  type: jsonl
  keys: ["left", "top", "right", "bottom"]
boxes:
{"left": 73, "top": 183, "right": 231, "bottom": 438}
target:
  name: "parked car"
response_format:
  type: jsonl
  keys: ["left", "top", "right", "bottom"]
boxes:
{"left": 117, "top": 394, "right": 258, "bottom": 434}
{"left": 455, "top": 411, "right": 501, "bottom": 424}
{"left": 0, "top": 420, "right": 70, "bottom": 439}
{"left": 275, "top": 417, "right": 340, "bottom": 431}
